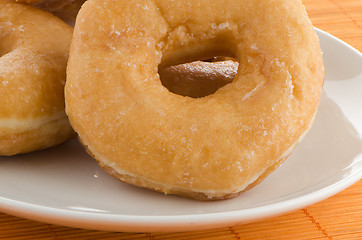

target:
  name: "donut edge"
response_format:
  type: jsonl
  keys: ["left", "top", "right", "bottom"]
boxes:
{"left": 78, "top": 108, "right": 317, "bottom": 201}
{"left": 99, "top": 154, "right": 288, "bottom": 201}
{"left": 0, "top": 115, "right": 75, "bottom": 156}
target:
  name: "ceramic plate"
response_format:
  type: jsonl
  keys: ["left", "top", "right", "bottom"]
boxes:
{"left": 0, "top": 29, "right": 361, "bottom": 232}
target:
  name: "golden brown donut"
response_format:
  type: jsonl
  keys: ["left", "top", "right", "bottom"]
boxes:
{"left": 13, "top": 0, "right": 86, "bottom": 25}
{"left": 66, "top": 0, "right": 324, "bottom": 200}
{"left": 0, "top": 0, "right": 74, "bottom": 155}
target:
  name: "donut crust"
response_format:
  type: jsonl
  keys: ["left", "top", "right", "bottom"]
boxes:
{"left": 0, "top": 1, "right": 75, "bottom": 155}
{"left": 13, "top": 0, "right": 86, "bottom": 25}
{"left": 66, "top": 0, "right": 324, "bottom": 200}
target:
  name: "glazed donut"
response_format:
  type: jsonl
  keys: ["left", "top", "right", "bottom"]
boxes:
{"left": 0, "top": 1, "right": 74, "bottom": 155}
{"left": 160, "top": 60, "right": 238, "bottom": 98}
{"left": 66, "top": 0, "right": 324, "bottom": 200}
{"left": 13, "top": 0, "right": 86, "bottom": 25}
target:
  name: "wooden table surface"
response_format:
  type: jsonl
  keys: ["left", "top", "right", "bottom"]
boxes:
{"left": 1, "top": 0, "right": 361, "bottom": 239}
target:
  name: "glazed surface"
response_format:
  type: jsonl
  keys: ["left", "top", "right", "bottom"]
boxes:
{"left": 66, "top": 0, "right": 324, "bottom": 199}
{"left": 0, "top": 1, "right": 74, "bottom": 155}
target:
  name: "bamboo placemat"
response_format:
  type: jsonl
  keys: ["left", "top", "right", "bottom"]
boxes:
{"left": 1, "top": 0, "right": 361, "bottom": 239}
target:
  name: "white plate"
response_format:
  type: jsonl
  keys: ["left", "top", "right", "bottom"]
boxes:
{"left": 0, "top": 29, "right": 361, "bottom": 232}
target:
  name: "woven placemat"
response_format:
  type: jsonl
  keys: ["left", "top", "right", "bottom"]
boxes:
{"left": 1, "top": 0, "right": 361, "bottom": 239}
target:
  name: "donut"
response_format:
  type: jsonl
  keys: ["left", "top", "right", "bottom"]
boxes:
{"left": 13, "top": 0, "right": 86, "bottom": 25}
{"left": 66, "top": 0, "right": 324, "bottom": 200}
{"left": 0, "top": 1, "right": 74, "bottom": 155}
{"left": 160, "top": 60, "right": 238, "bottom": 98}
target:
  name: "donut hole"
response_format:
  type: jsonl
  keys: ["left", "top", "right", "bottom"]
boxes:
{"left": 159, "top": 57, "right": 239, "bottom": 98}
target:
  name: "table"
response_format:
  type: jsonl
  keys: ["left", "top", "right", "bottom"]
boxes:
{"left": 1, "top": 0, "right": 361, "bottom": 239}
